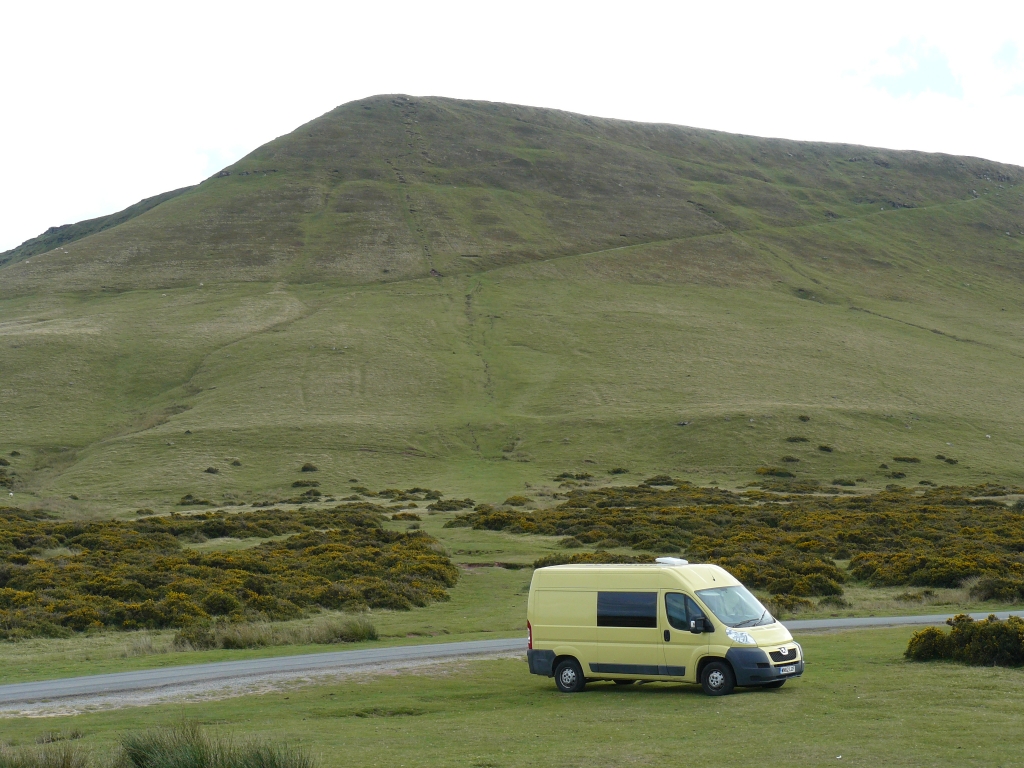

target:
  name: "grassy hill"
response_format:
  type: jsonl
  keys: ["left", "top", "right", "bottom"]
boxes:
{"left": 1, "top": 94, "right": 1023, "bottom": 512}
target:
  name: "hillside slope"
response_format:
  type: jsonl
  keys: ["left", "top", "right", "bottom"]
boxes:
{"left": 0, "top": 186, "right": 193, "bottom": 270}
{"left": 1, "top": 95, "right": 1023, "bottom": 510}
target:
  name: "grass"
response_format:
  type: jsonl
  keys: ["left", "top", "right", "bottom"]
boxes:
{"left": 2, "top": 627, "right": 1023, "bottom": 767}
{"left": 0, "top": 97, "right": 1022, "bottom": 509}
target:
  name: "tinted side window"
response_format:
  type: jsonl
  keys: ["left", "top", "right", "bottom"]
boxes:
{"left": 665, "top": 593, "right": 708, "bottom": 630}
{"left": 597, "top": 592, "right": 658, "bottom": 628}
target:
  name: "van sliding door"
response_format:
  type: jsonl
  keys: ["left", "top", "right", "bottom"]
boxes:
{"left": 593, "top": 591, "right": 663, "bottom": 675}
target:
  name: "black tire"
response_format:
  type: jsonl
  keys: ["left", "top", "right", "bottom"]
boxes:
{"left": 613, "top": 679, "right": 635, "bottom": 686}
{"left": 762, "top": 680, "right": 786, "bottom": 689}
{"left": 554, "top": 659, "right": 586, "bottom": 693}
{"left": 700, "top": 660, "right": 736, "bottom": 696}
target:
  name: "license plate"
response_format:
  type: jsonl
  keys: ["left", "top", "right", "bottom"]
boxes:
{"left": 779, "top": 665, "right": 796, "bottom": 675}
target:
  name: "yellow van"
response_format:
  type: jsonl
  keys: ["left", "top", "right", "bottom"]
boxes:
{"left": 526, "top": 558, "right": 803, "bottom": 695}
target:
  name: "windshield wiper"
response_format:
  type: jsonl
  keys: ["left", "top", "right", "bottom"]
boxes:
{"left": 733, "top": 609, "right": 767, "bottom": 628}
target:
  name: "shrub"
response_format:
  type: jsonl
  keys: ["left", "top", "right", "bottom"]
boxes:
{"left": 785, "top": 437, "right": 809, "bottom": 443}
{"left": 173, "top": 624, "right": 216, "bottom": 650}
{"left": 608, "top": 468, "right": 629, "bottom": 474}
{"left": 818, "top": 595, "right": 851, "bottom": 609}
{"left": 935, "top": 455, "right": 946, "bottom": 460}
{"left": 756, "top": 467, "right": 794, "bottom": 478}
{"left": 886, "top": 471, "right": 907, "bottom": 479}
{"left": 230, "top": 460, "right": 241, "bottom": 467}
{"left": 555, "top": 472, "right": 593, "bottom": 481}
{"left": 817, "top": 445, "right": 833, "bottom": 453}
{"left": 893, "top": 456, "right": 920, "bottom": 463}
{"left": 503, "top": 495, "right": 531, "bottom": 507}
{"left": 904, "top": 627, "right": 950, "bottom": 661}
{"left": 449, "top": 481, "right": 1024, "bottom": 599}
{"left": 781, "top": 456, "right": 799, "bottom": 463}
{"left": 798, "top": 415, "right": 810, "bottom": 422}
{"left": 391, "top": 512, "right": 421, "bottom": 521}
{"left": 178, "top": 494, "right": 212, "bottom": 506}
{"left": 945, "top": 458, "right": 959, "bottom": 465}
{"left": 0, "top": 504, "right": 459, "bottom": 638}
{"left": 831, "top": 479, "right": 855, "bottom": 487}
{"left": 968, "top": 575, "right": 1024, "bottom": 602}
{"left": 762, "top": 595, "right": 814, "bottom": 617}
{"left": 300, "top": 463, "right": 318, "bottom": 473}
{"left": 291, "top": 480, "right": 319, "bottom": 488}
{"left": 643, "top": 475, "right": 675, "bottom": 486}
{"left": 905, "top": 615, "right": 1024, "bottom": 666}
{"left": 426, "top": 498, "right": 474, "bottom": 511}
{"left": 204, "top": 468, "right": 219, "bottom": 475}
{"left": 0, "top": 458, "right": 9, "bottom": 467}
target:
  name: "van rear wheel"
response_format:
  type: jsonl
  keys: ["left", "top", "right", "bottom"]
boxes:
{"left": 554, "top": 659, "right": 586, "bottom": 693}
{"left": 700, "top": 661, "right": 735, "bottom": 696}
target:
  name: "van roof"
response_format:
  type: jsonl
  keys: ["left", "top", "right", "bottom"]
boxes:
{"left": 532, "top": 563, "right": 741, "bottom": 591}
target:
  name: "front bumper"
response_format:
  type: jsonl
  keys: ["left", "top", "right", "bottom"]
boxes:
{"left": 726, "top": 647, "right": 804, "bottom": 686}
{"left": 527, "top": 649, "right": 556, "bottom": 677}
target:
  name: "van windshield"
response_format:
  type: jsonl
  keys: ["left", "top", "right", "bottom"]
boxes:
{"left": 695, "top": 586, "right": 775, "bottom": 628}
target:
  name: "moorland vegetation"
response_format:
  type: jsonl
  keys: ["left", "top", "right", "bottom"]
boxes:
{"left": 905, "top": 613, "right": 1024, "bottom": 667}
{"left": 0, "top": 504, "right": 458, "bottom": 639}
{"left": 448, "top": 479, "right": 1024, "bottom": 601}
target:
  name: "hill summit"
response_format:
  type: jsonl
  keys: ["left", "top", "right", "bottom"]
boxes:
{"left": 4, "top": 94, "right": 1020, "bottom": 295}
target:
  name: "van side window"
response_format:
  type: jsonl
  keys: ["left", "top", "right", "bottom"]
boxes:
{"left": 665, "top": 593, "right": 707, "bottom": 630}
{"left": 597, "top": 592, "right": 658, "bottom": 628}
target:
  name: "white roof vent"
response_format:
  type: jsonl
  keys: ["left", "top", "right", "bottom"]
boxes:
{"left": 655, "top": 557, "right": 689, "bottom": 566}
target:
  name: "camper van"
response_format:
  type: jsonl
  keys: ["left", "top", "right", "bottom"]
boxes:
{"left": 525, "top": 558, "right": 803, "bottom": 696}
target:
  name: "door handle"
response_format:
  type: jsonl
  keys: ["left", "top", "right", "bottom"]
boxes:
{"left": 663, "top": 629, "right": 670, "bottom": 642}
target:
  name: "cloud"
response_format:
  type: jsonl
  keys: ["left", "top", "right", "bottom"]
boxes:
{"left": 872, "top": 40, "right": 963, "bottom": 98}
{"left": 994, "top": 41, "right": 1019, "bottom": 70}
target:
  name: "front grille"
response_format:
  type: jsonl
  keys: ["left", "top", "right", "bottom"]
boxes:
{"left": 769, "top": 647, "right": 798, "bottom": 663}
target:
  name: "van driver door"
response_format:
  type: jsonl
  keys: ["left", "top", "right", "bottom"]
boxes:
{"left": 661, "top": 591, "right": 710, "bottom": 682}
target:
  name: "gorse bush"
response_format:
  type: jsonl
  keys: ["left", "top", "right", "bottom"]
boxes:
{"left": 447, "top": 482, "right": 1024, "bottom": 598}
{"left": 0, "top": 504, "right": 458, "bottom": 638}
{"left": 905, "top": 614, "right": 1024, "bottom": 666}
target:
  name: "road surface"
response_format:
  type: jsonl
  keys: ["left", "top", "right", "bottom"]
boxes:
{"left": 1, "top": 611, "right": 1021, "bottom": 706}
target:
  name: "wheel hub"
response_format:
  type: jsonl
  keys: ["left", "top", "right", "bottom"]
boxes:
{"left": 708, "top": 670, "right": 725, "bottom": 689}
{"left": 560, "top": 668, "right": 577, "bottom": 687}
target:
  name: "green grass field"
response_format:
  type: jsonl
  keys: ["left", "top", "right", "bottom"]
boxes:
{"left": 3, "top": 628, "right": 1022, "bottom": 767}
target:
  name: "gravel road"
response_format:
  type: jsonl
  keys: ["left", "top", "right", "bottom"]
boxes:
{"left": 2, "top": 611, "right": 1021, "bottom": 712}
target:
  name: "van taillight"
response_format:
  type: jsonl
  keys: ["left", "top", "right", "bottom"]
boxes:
{"left": 527, "top": 620, "right": 532, "bottom": 650}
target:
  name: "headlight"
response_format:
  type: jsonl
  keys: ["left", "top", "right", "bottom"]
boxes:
{"left": 726, "top": 628, "right": 756, "bottom": 645}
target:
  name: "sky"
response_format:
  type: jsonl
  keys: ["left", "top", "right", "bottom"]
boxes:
{"left": 1, "top": 0, "right": 1023, "bottom": 252}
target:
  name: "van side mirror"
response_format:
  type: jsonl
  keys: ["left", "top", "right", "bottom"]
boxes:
{"left": 689, "top": 617, "right": 706, "bottom": 634}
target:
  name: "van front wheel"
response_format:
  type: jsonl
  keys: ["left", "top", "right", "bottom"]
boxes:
{"left": 554, "top": 659, "right": 586, "bottom": 693}
{"left": 700, "top": 661, "right": 735, "bottom": 696}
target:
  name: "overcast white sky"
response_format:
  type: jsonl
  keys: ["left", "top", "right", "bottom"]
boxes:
{"left": 1, "top": 0, "right": 1022, "bottom": 252}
